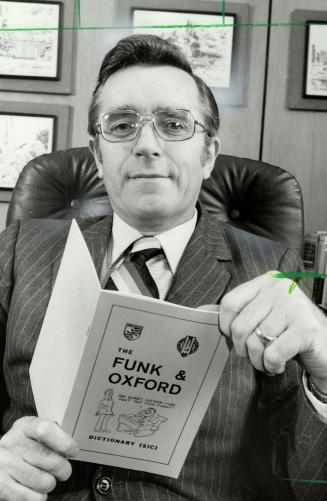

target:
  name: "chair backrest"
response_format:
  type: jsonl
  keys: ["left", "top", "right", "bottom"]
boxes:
{"left": 6, "top": 147, "right": 304, "bottom": 254}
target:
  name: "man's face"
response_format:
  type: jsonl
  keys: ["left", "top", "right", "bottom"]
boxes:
{"left": 91, "top": 65, "right": 219, "bottom": 233}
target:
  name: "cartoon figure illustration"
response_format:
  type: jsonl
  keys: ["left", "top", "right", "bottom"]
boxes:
{"left": 117, "top": 407, "right": 167, "bottom": 437}
{"left": 94, "top": 389, "right": 114, "bottom": 433}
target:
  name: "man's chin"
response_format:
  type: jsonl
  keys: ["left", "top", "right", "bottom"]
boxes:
{"left": 134, "top": 205, "right": 171, "bottom": 219}
{"left": 129, "top": 202, "right": 174, "bottom": 225}
{"left": 129, "top": 191, "right": 172, "bottom": 213}
{"left": 131, "top": 179, "right": 172, "bottom": 197}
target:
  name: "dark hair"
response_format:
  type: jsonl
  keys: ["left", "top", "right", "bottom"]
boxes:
{"left": 88, "top": 34, "right": 220, "bottom": 138}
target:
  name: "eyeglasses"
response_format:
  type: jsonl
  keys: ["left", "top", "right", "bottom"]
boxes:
{"left": 95, "top": 108, "right": 211, "bottom": 142}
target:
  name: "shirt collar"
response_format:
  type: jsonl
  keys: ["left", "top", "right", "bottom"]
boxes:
{"left": 111, "top": 210, "right": 198, "bottom": 273}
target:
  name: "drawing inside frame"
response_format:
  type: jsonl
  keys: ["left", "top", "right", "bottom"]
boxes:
{"left": 305, "top": 22, "right": 327, "bottom": 97}
{"left": 0, "top": 0, "right": 60, "bottom": 79}
{"left": 0, "top": 113, "right": 54, "bottom": 189}
{"left": 133, "top": 9, "right": 235, "bottom": 89}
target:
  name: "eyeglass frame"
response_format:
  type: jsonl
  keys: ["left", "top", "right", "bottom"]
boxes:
{"left": 94, "top": 108, "right": 212, "bottom": 143}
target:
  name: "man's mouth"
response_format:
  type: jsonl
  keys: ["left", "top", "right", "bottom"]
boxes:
{"left": 130, "top": 174, "right": 169, "bottom": 179}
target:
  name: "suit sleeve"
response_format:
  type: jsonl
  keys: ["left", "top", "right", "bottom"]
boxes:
{"left": 278, "top": 245, "right": 303, "bottom": 275}
{"left": 0, "top": 222, "right": 20, "bottom": 433}
{"left": 269, "top": 246, "right": 327, "bottom": 499}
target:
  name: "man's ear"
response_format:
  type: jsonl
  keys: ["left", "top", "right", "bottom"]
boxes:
{"left": 89, "top": 137, "right": 103, "bottom": 179}
{"left": 202, "top": 135, "right": 221, "bottom": 180}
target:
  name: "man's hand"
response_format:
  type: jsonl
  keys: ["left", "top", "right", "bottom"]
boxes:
{"left": 0, "top": 416, "right": 78, "bottom": 501}
{"left": 219, "top": 272, "right": 327, "bottom": 391}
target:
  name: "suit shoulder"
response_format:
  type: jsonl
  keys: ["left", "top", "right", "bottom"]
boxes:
{"left": 3, "top": 217, "right": 107, "bottom": 269}
{"left": 203, "top": 210, "right": 286, "bottom": 253}
{"left": 223, "top": 222, "right": 300, "bottom": 278}
{"left": 223, "top": 222, "right": 286, "bottom": 253}
{"left": 18, "top": 216, "right": 104, "bottom": 232}
{"left": 14, "top": 216, "right": 104, "bottom": 243}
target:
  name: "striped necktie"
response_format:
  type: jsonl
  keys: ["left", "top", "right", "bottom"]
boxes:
{"left": 105, "top": 237, "right": 162, "bottom": 299}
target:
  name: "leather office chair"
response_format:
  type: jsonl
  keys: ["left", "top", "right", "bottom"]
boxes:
{"left": 6, "top": 147, "right": 304, "bottom": 254}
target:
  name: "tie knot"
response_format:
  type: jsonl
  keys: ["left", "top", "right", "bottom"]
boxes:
{"left": 131, "top": 248, "right": 162, "bottom": 264}
{"left": 129, "top": 237, "right": 162, "bottom": 264}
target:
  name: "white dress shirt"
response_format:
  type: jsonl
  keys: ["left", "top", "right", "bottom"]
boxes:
{"left": 100, "top": 210, "right": 197, "bottom": 299}
{"left": 303, "top": 372, "right": 327, "bottom": 417}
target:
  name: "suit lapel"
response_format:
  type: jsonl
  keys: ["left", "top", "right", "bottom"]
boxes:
{"left": 51, "top": 216, "right": 113, "bottom": 286}
{"left": 82, "top": 216, "right": 113, "bottom": 276}
{"left": 167, "top": 209, "right": 232, "bottom": 308}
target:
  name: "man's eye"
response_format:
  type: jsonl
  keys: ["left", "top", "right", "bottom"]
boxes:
{"left": 110, "top": 121, "right": 135, "bottom": 132}
{"left": 165, "top": 121, "right": 185, "bottom": 130}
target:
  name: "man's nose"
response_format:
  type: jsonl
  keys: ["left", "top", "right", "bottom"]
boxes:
{"left": 132, "top": 120, "right": 162, "bottom": 157}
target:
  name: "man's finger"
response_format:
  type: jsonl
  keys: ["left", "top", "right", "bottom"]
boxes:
{"left": 245, "top": 332, "right": 266, "bottom": 372}
{"left": 0, "top": 470, "right": 47, "bottom": 501}
{"left": 258, "top": 306, "right": 288, "bottom": 339}
{"left": 229, "top": 298, "right": 272, "bottom": 357}
{"left": 263, "top": 328, "right": 309, "bottom": 374}
{"left": 22, "top": 419, "right": 78, "bottom": 459}
{"left": 20, "top": 444, "right": 73, "bottom": 482}
{"left": 219, "top": 274, "right": 268, "bottom": 336}
{"left": 8, "top": 455, "right": 56, "bottom": 494}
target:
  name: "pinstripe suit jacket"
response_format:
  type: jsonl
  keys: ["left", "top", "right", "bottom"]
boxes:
{"left": 0, "top": 207, "right": 326, "bottom": 501}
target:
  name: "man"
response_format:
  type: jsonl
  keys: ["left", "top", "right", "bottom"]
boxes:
{"left": 94, "top": 389, "right": 114, "bottom": 434}
{"left": 0, "top": 34, "right": 327, "bottom": 500}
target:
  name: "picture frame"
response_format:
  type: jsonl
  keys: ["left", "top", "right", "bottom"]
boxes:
{"left": 288, "top": 10, "right": 327, "bottom": 111}
{"left": 116, "top": 0, "right": 251, "bottom": 106}
{"left": 132, "top": 9, "right": 235, "bottom": 90}
{"left": 0, "top": 101, "right": 71, "bottom": 201}
{"left": 304, "top": 22, "right": 327, "bottom": 98}
{"left": 0, "top": 0, "right": 76, "bottom": 94}
{"left": 0, "top": 0, "right": 61, "bottom": 80}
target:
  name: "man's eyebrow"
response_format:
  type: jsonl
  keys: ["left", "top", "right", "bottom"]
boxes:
{"left": 106, "top": 105, "right": 138, "bottom": 111}
{"left": 105, "top": 105, "right": 185, "bottom": 113}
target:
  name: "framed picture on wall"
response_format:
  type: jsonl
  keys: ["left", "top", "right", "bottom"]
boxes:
{"left": 117, "top": 0, "right": 251, "bottom": 106}
{"left": 0, "top": 101, "right": 71, "bottom": 201}
{"left": 0, "top": 0, "right": 61, "bottom": 79}
{"left": 288, "top": 10, "right": 327, "bottom": 110}
{"left": 0, "top": 0, "right": 75, "bottom": 94}
{"left": 0, "top": 113, "right": 54, "bottom": 189}
{"left": 304, "top": 22, "right": 327, "bottom": 98}
{"left": 132, "top": 9, "right": 235, "bottom": 89}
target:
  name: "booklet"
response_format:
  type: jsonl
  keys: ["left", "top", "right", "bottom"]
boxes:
{"left": 30, "top": 220, "right": 230, "bottom": 478}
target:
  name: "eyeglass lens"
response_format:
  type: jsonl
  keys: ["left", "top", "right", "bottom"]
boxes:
{"left": 101, "top": 110, "right": 195, "bottom": 141}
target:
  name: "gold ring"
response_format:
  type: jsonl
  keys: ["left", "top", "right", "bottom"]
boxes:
{"left": 254, "top": 326, "right": 276, "bottom": 348}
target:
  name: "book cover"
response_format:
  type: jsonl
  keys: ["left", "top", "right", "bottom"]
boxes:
{"left": 311, "top": 232, "right": 327, "bottom": 304}
{"left": 30, "top": 220, "right": 230, "bottom": 478}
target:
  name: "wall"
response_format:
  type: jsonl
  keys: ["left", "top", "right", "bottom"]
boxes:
{"left": 0, "top": 0, "right": 269, "bottom": 230}
{"left": 0, "top": 0, "right": 117, "bottom": 229}
{"left": 1, "top": 0, "right": 327, "bottom": 235}
{"left": 218, "top": 0, "right": 269, "bottom": 158}
{"left": 75, "top": 0, "right": 270, "bottom": 160}
{"left": 262, "top": 0, "right": 327, "bottom": 233}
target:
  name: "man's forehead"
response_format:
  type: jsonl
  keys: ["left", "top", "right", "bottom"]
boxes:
{"left": 98, "top": 65, "right": 202, "bottom": 113}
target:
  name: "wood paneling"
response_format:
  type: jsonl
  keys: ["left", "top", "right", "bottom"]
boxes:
{"left": 263, "top": 0, "right": 327, "bottom": 232}
{"left": 219, "top": 0, "right": 269, "bottom": 158}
